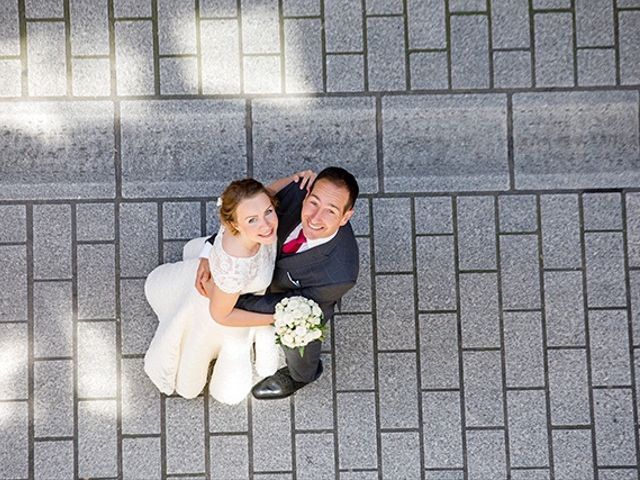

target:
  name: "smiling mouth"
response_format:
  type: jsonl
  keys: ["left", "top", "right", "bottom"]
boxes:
{"left": 259, "top": 229, "right": 275, "bottom": 238}
{"left": 307, "top": 222, "right": 323, "bottom": 230}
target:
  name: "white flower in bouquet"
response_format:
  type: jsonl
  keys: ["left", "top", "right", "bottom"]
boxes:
{"left": 273, "top": 296, "right": 325, "bottom": 356}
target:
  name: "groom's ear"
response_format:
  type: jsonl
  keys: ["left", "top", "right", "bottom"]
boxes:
{"left": 339, "top": 208, "right": 354, "bottom": 226}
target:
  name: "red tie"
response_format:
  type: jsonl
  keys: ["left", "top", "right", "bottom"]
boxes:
{"left": 282, "top": 229, "right": 307, "bottom": 254}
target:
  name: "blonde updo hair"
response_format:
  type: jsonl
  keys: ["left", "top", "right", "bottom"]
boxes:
{"left": 218, "top": 178, "right": 278, "bottom": 235}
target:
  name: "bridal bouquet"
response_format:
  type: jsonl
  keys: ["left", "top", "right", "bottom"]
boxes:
{"left": 273, "top": 296, "right": 325, "bottom": 356}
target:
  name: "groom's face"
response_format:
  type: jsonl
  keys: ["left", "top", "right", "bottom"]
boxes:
{"left": 301, "top": 179, "right": 354, "bottom": 241}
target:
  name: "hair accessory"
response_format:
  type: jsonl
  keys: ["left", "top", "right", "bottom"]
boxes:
{"left": 216, "top": 197, "right": 223, "bottom": 208}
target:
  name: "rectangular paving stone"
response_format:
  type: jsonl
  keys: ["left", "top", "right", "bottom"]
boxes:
{"left": 162, "top": 202, "right": 201, "bottom": 240}
{"left": 78, "top": 244, "right": 116, "bottom": 319}
{"left": 378, "top": 352, "right": 419, "bottom": 429}
{"left": 375, "top": 275, "right": 416, "bottom": 349}
{"left": 457, "top": 196, "right": 497, "bottom": 270}
{"left": 122, "top": 100, "right": 247, "bottom": 197}
{"left": 324, "top": 0, "right": 363, "bottom": 52}
{"left": 620, "top": 11, "right": 640, "bottom": 85}
{"left": 255, "top": 475, "right": 293, "bottom": 480}
{"left": 294, "top": 353, "right": 334, "bottom": 430}
{"left": 599, "top": 470, "right": 639, "bottom": 480}
{"left": 463, "top": 351, "right": 504, "bottom": 427}
{"left": 366, "top": 0, "right": 402, "bottom": 14}
{"left": 70, "top": 0, "right": 109, "bottom": 55}
{"left": 76, "top": 203, "right": 115, "bottom": 241}
{"left": 450, "top": 15, "right": 490, "bottom": 89}
{"left": 78, "top": 400, "right": 117, "bottom": 478}
{"left": 34, "top": 204, "right": 71, "bottom": 279}
{"left": 374, "top": 198, "right": 412, "bottom": 272}
{"left": 121, "top": 358, "right": 160, "bottom": 434}
{"left": 326, "top": 53, "right": 365, "bottom": 92}
{"left": 72, "top": 57, "right": 111, "bottom": 96}
{"left": 627, "top": 194, "right": 640, "bottom": 267}
{"left": 350, "top": 198, "right": 370, "bottom": 236}
{"left": 576, "top": 0, "right": 614, "bottom": 47}
{"left": 0, "top": 205, "right": 26, "bottom": 243}
{"left": 415, "top": 197, "right": 453, "bottom": 234}
{"left": 578, "top": 48, "right": 617, "bottom": 86}
{"left": 618, "top": 0, "right": 640, "bottom": 6}
{"left": 0, "top": 401, "right": 27, "bottom": 479}
{"left": 504, "top": 312, "right": 545, "bottom": 388}
{"left": 340, "top": 473, "right": 378, "bottom": 480}
{"left": 209, "top": 399, "right": 248, "bottom": 433}
{"left": 160, "top": 57, "right": 198, "bottom": 95}
{"left": 119, "top": 202, "right": 158, "bottom": 277}
{"left": 381, "top": 432, "right": 421, "bottom": 480}
{"left": 121, "top": 279, "right": 156, "bottom": 355}
{"left": 243, "top": 55, "right": 282, "bottom": 93}
{"left": 514, "top": 91, "right": 640, "bottom": 188}
{"left": 594, "top": 389, "right": 637, "bottom": 465}
{"left": 539, "top": 195, "right": 581, "bottom": 268}
{"left": 407, "top": 0, "right": 445, "bottom": 49}
{"left": 507, "top": 390, "right": 549, "bottom": 467}
{"left": 284, "top": 19, "right": 323, "bottom": 93}
{"left": 34, "top": 281, "right": 72, "bottom": 358}
{"left": 493, "top": 50, "right": 532, "bottom": 88}
{"left": 417, "top": 236, "right": 456, "bottom": 311}
{"left": 115, "top": 20, "right": 155, "bottom": 95}
{"left": 552, "top": 429, "right": 593, "bottom": 480}
{"left": 585, "top": 232, "right": 627, "bottom": 308}
{"left": 27, "top": 22, "right": 66, "bottom": 96}
{"left": 283, "top": 0, "right": 320, "bottom": 16}
{"left": 548, "top": 349, "right": 591, "bottom": 425}
{"left": 337, "top": 392, "right": 378, "bottom": 469}
{"left": 590, "top": 310, "right": 631, "bottom": 386}
{"left": 78, "top": 321, "right": 117, "bottom": 398}
{"left": 0, "top": 1, "right": 20, "bottom": 55}
{"left": 114, "top": 0, "right": 151, "bottom": 16}
{"left": 34, "top": 359, "right": 73, "bottom": 436}
{"left": 410, "top": 51, "right": 448, "bottom": 90}
{"left": 422, "top": 391, "right": 463, "bottom": 468}
{"left": 0, "top": 101, "right": 115, "bottom": 199}
{"left": 583, "top": 192, "right": 623, "bottom": 230}
{"left": 253, "top": 101, "right": 377, "bottom": 193}
{"left": 383, "top": 95, "right": 508, "bottom": 191}
{"left": 460, "top": 273, "right": 501, "bottom": 348}
{"left": 123, "top": 437, "right": 161, "bottom": 480}
{"left": 158, "top": 0, "right": 196, "bottom": 54}
{"left": 210, "top": 435, "right": 249, "bottom": 480}
{"left": 35, "top": 440, "right": 74, "bottom": 480}
{"left": 367, "top": 16, "right": 406, "bottom": 91}
{"left": 166, "top": 397, "right": 205, "bottom": 474}
{"left": 633, "top": 271, "right": 640, "bottom": 344}
{"left": 241, "top": 0, "right": 279, "bottom": 54}
{"left": 200, "top": 19, "right": 240, "bottom": 94}
{"left": 0, "top": 323, "right": 27, "bottom": 400}
{"left": 334, "top": 314, "right": 375, "bottom": 390}
{"left": 0, "top": 245, "right": 27, "bottom": 322}
{"left": 511, "top": 471, "right": 550, "bottom": 480}
{"left": 0, "top": 59, "right": 22, "bottom": 97}
{"left": 252, "top": 399, "right": 292, "bottom": 471}
{"left": 450, "top": 0, "right": 486, "bottom": 10}
{"left": 341, "top": 238, "right": 371, "bottom": 312}
{"left": 534, "top": 13, "right": 574, "bottom": 86}
{"left": 296, "top": 433, "right": 334, "bottom": 480}
{"left": 544, "top": 271, "right": 585, "bottom": 346}
{"left": 25, "top": 0, "right": 63, "bottom": 17}
{"left": 466, "top": 430, "right": 507, "bottom": 480}
{"left": 534, "top": 0, "right": 570, "bottom": 6}
{"left": 498, "top": 195, "right": 536, "bottom": 233}
{"left": 420, "top": 314, "right": 459, "bottom": 389}
{"left": 500, "top": 235, "right": 541, "bottom": 310}
{"left": 491, "top": 0, "right": 530, "bottom": 48}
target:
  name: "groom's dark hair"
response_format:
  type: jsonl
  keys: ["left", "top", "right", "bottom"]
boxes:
{"left": 313, "top": 167, "right": 359, "bottom": 213}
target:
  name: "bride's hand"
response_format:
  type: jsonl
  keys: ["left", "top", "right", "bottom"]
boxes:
{"left": 195, "top": 258, "right": 212, "bottom": 297}
{"left": 291, "top": 170, "right": 316, "bottom": 191}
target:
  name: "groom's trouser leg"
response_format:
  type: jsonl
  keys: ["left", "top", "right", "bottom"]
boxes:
{"left": 283, "top": 339, "right": 323, "bottom": 384}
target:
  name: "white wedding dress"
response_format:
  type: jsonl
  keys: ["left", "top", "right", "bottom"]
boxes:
{"left": 143, "top": 227, "right": 280, "bottom": 404}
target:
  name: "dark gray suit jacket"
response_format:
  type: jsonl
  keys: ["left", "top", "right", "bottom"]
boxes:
{"left": 208, "top": 181, "right": 359, "bottom": 322}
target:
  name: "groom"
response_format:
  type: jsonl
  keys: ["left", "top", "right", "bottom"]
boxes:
{"left": 196, "top": 166, "right": 359, "bottom": 399}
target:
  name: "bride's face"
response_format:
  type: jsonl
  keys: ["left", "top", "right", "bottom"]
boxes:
{"left": 232, "top": 192, "right": 278, "bottom": 245}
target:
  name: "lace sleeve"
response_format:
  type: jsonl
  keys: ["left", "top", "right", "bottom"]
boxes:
{"left": 208, "top": 230, "right": 247, "bottom": 294}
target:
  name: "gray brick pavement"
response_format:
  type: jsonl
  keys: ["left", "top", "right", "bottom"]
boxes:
{"left": 1, "top": 1, "right": 640, "bottom": 479}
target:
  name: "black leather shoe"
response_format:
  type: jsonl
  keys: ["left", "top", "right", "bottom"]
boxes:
{"left": 251, "top": 367, "right": 307, "bottom": 400}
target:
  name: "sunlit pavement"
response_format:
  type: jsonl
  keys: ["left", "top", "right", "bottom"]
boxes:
{"left": 1, "top": 1, "right": 640, "bottom": 479}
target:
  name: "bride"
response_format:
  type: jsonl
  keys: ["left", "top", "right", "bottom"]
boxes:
{"left": 143, "top": 171, "right": 315, "bottom": 404}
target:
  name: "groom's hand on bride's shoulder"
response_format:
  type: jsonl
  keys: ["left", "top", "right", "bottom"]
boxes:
{"left": 195, "top": 258, "right": 211, "bottom": 297}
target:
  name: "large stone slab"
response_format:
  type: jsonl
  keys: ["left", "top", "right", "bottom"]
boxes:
{"left": 382, "top": 94, "right": 508, "bottom": 192}
{"left": 0, "top": 101, "right": 115, "bottom": 199}
{"left": 513, "top": 91, "right": 640, "bottom": 189}
{"left": 120, "top": 100, "right": 247, "bottom": 197}
{"left": 252, "top": 97, "right": 378, "bottom": 193}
